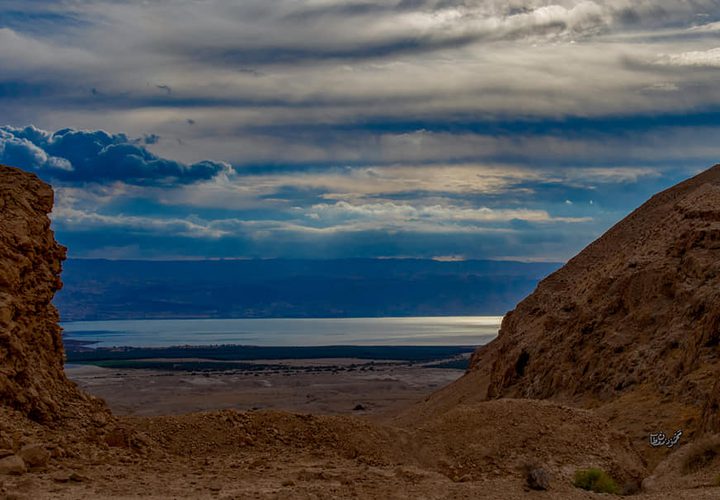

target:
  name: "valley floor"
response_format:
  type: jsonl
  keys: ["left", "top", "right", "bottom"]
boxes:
{"left": 2, "top": 403, "right": 719, "bottom": 499}
{"left": 65, "top": 361, "right": 463, "bottom": 418}
{"left": 1, "top": 355, "right": 716, "bottom": 499}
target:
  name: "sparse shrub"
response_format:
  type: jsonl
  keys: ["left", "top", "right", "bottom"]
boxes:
{"left": 525, "top": 466, "right": 550, "bottom": 490}
{"left": 572, "top": 468, "right": 619, "bottom": 494}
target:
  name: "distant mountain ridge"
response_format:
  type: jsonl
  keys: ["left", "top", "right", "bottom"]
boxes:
{"left": 55, "top": 258, "right": 560, "bottom": 321}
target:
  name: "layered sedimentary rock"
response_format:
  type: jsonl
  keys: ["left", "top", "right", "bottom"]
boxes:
{"left": 0, "top": 164, "right": 103, "bottom": 422}
{"left": 467, "top": 164, "right": 720, "bottom": 434}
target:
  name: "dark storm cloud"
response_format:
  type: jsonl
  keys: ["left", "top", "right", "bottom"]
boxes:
{"left": 143, "top": 134, "right": 160, "bottom": 145}
{"left": 185, "top": 35, "right": 479, "bottom": 65}
{"left": 0, "top": 80, "right": 64, "bottom": 99}
{"left": 0, "top": 126, "right": 229, "bottom": 186}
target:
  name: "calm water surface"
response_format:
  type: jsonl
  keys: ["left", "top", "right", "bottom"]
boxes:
{"left": 61, "top": 316, "right": 502, "bottom": 347}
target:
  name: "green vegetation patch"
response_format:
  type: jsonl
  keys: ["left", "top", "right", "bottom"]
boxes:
{"left": 66, "top": 345, "right": 475, "bottom": 364}
{"left": 572, "top": 468, "right": 619, "bottom": 494}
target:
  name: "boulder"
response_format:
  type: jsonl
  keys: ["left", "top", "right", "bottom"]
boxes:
{"left": 0, "top": 455, "right": 26, "bottom": 475}
{"left": 526, "top": 467, "right": 551, "bottom": 490}
{"left": 18, "top": 444, "right": 50, "bottom": 468}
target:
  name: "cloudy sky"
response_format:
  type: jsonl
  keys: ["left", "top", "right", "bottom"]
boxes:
{"left": 2, "top": 0, "right": 720, "bottom": 261}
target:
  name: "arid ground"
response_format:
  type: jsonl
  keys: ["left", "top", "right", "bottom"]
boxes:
{"left": 65, "top": 361, "right": 464, "bottom": 418}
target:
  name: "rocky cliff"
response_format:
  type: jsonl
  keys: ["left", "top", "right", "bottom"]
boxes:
{"left": 466, "top": 164, "right": 720, "bottom": 436}
{"left": 0, "top": 164, "right": 104, "bottom": 423}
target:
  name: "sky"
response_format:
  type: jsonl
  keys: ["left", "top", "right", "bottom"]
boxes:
{"left": 1, "top": 0, "right": 720, "bottom": 261}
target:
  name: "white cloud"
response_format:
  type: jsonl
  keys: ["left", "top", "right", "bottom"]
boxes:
{"left": 308, "top": 201, "right": 591, "bottom": 224}
{"left": 51, "top": 206, "right": 229, "bottom": 239}
{"left": 663, "top": 46, "right": 720, "bottom": 67}
{"left": 3, "top": 0, "right": 720, "bottom": 136}
{"left": 152, "top": 164, "right": 532, "bottom": 210}
{"left": 0, "top": 28, "right": 98, "bottom": 79}
{"left": 558, "top": 166, "right": 662, "bottom": 184}
{"left": 51, "top": 191, "right": 591, "bottom": 242}
{"left": 146, "top": 161, "right": 667, "bottom": 212}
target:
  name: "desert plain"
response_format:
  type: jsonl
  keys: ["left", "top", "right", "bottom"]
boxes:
{"left": 65, "top": 358, "right": 465, "bottom": 418}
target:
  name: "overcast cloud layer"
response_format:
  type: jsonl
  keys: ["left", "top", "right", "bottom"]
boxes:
{"left": 2, "top": 0, "right": 720, "bottom": 260}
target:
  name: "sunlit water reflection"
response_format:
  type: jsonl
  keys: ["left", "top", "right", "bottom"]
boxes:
{"left": 62, "top": 316, "right": 502, "bottom": 347}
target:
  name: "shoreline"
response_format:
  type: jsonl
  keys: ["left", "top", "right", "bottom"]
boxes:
{"left": 64, "top": 343, "right": 476, "bottom": 366}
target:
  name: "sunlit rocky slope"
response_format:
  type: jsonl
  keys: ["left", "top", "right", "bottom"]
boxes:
{"left": 409, "top": 165, "right": 720, "bottom": 462}
{"left": 0, "top": 165, "right": 106, "bottom": 424}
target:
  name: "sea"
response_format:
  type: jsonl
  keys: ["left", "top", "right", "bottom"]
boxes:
{"left": 61, "top": 316, "right": 502, "bottom": 348}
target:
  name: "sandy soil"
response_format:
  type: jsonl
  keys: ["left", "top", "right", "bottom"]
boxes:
{"left": 2, "top": 402, "right": 719, "bottom": 500}
{"left": 65, "top": 362, "right": 463, "bottom": 418}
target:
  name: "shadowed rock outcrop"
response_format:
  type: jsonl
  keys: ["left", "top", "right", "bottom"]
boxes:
{"left": 463, "top": 164, "right": 720, "bottom": 437}
{"left": 0, "top": 165, "right": 105, "bottom": 423}
{"left": 701, "top": 379, "right": 720, "bottom": 433}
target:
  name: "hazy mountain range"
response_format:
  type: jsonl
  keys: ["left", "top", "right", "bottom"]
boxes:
{"left": 55, "top": 258, "right": 560, "bottom": 321}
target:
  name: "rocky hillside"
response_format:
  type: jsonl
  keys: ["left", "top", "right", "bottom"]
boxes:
{"left": 0, "top": 165, "right": 105, "bottom": 422}
{"left": 0, "top": 162, "right": 718, "bottom": 498}
{"left": 460, "top": 164, "right": 720, "bottom": 438}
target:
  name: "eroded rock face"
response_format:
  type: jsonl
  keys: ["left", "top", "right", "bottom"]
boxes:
{"left": 469, "top": 164, "right": 720, "bottom": 434}
{"left": 0, "top": 165, "right": 102, "bottom": 422}
{"left": 701, "top": 379, "right": 720, "bottom": 433}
